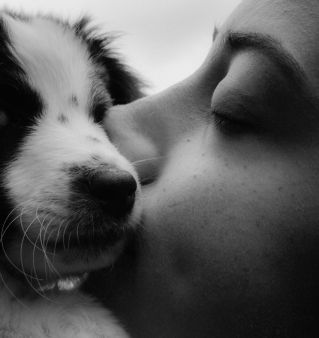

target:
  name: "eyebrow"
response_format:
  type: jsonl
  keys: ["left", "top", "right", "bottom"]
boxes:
{"left": 224, "top": 31, "right": 318, "bottom": 114}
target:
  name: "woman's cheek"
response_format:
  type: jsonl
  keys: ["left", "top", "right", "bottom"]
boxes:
{"left": 141, "top": 127, "right": 318, "bottom": 305}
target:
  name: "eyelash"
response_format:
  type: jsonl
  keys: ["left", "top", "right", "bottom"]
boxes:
{"left": 211, "top": 109, "right": 254, "bottom": 135}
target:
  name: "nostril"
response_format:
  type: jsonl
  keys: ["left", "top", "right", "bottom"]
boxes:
{"left": 89, "top": 168, "right": 137, "bottom": 215}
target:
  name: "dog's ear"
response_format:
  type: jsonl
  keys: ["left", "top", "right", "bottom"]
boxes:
{"left": 74, "top": 17, "right": 144, "bottom": 105}
{"left": 99, "top": 53, "right": 144, "bottom": 105}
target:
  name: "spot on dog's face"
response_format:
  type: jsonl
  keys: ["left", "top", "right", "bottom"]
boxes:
{"left": 0, "top": 12, "right": 142, "bottom": 281}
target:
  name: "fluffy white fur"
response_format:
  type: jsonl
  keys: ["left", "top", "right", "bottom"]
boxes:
{"left": 1, "top": 274, "right": 129, "bottom": 338}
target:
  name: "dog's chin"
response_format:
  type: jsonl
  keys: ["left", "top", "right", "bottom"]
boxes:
{"left": 6, "top": 236, "right": 125, "bottom": 286}
{"left": 54, "top": 239, "right": 125, "bottom": 277}
{"left": 3, "top": 206, "right": 139, "bottom": 284}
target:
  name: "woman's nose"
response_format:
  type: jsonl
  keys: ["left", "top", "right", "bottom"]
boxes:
{"left": 104, "top": 82, "right": 200, "bottom": 182}
{"left": 105, "top": 102, "right": 161, "bottom": 183}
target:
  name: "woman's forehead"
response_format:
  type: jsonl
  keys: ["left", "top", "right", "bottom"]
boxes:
{"left": 219, "top": 0, "right": 319, "bottom": 93}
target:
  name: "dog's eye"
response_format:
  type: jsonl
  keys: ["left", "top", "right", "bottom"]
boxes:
{"left": 0, "top": 111, "right": 9, "bottom": 128}
{"left": 92, "top": 101, "right": 109, "bottom": 124}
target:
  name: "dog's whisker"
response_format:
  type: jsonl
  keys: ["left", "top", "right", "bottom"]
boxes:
{"left": 38, "top": 216, "right": 49, "bottom": 282}
{"left": 131, "top": 155, "right": 165, "bottom": 165}
{"left": 32, "top": 234, "right": 43, "bottom": 289}
{"left": 52, "top": 217, "right": 66, "bottom": 265}
{"left": 44, "top": 221, "right": 58, "bottom": 255}
{"left": 61, "top": 218, "right": 71, "bottom": 251}
{"left": 19, "top": 231, "right": 41, "bottom": 293}
{"left": 43, "top": 220, "right": 61, "bottom": 277}
{"left": 37, "top": 209, "right": 50, "bottom": 251}
{"left": 1, "top": 208, "right": 17, "bottom": 241}
{"left": 46, "top": 220, "right": 63, "bottom": 279}
{"left": 44, "top": 225, "right": 59, "bottom": 267}
{"left": 1, "top": 203, "right": 22, "bottom": 236}
{"left": 76, "top": 221, "right": 81, "bottom": 247}
{"left": 19, "top": 232, "right": 49, "bottom": 301}
{"left": 27, "top": 235, "right": 56, "bottom": 304}
{"left": 1, "top": 200, "right": 33, "bottom": 240}
{"left": 43, "top": 221, "right": 63, "bottom": 283}
{"left": 1, "top": 210, "right": 37, "bottom": 279}
{"left": 67, "top": 229, "right": 72, "bottom": 250}
{"left": 19, "top": 211, "right": 45, "bottom": 282}
{"left": 39, "top": 216, "right": 60, "bottom": 281}
{"left": 20, "top": 209, "right": 45, "bottom": 253}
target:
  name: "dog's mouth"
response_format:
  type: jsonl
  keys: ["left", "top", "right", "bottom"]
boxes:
{"left": 2, "top": 210, "right": 137, "bottom": 285}
{"left": 2, "top": 166, "right": 141, "bottom": 285}
{"left": 45, "top": 220, "right": 128, "bottom": 253}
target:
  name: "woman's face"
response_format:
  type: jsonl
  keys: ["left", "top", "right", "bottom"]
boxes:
{"left": 102, "top": 0, "right": 319, "bottom": 336}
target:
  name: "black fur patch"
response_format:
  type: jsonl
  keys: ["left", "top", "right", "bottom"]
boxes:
{"left": 0, "top": 16, "right": 43, "bottom": 253}
{"left": 91, "top": 100, "right": 109, "bottom": 123}
{"left": 73, "top": 17, "right": 144, "bottom": 105}
{"left": 0, "top": 17, "right": 43, "bottom": 159}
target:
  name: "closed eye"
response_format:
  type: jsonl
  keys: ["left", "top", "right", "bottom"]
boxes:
{"left": 211, "top": 109, "right": 257, "bottom": 135}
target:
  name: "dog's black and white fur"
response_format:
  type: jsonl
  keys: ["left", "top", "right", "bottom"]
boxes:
{"left": 0, "top": 10, "right": 143, "bottom": 337}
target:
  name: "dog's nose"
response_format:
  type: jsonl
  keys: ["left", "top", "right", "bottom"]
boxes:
{"left": 89, "top": 168, "right": 137, "bottom": 216}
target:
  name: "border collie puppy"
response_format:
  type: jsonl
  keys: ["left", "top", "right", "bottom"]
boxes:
{"left": 0, "top": 10, "right": 143, "bottom": 338}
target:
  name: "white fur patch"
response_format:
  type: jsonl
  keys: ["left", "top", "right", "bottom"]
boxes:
{"left": 4, "top": 15, "right": 93, "bottom": 112}
{"left": 0, "top": 279, "right": 130, "bottom": 338}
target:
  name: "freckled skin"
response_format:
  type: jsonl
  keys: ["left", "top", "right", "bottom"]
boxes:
{"left": 87, "top": 0, "right": 319, "bottom": 337}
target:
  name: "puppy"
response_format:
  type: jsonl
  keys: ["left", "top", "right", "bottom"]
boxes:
{"left": 0, "top": 10, "right": 142, "bottom": 338}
